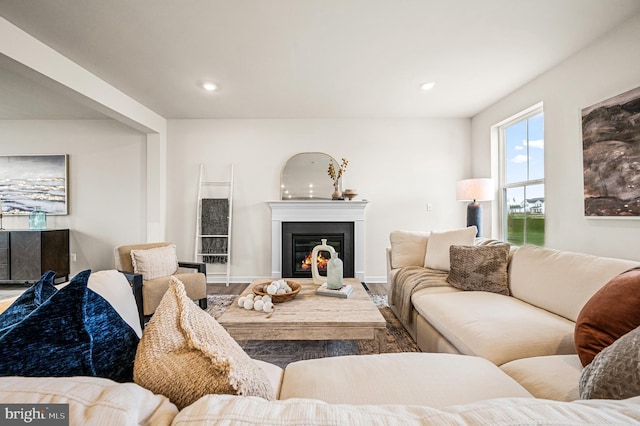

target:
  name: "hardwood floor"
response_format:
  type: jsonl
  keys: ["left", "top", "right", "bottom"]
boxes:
{"left": 207, "top": 281, "right": 388, "bottom": 296}
{"left": 364, "top": 282, "right": 388, "bottom": 295}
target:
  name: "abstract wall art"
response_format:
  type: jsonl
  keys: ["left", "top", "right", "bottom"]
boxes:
{"left": 581, "top": 86, "right": 640, "bottom": 217}
{"left": 0, "top": 154, "right": 68, "bottom": 215}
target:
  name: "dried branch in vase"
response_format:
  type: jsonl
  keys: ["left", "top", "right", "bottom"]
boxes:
{"left": 327, "top": 158, "right": 349, "bottom": 186}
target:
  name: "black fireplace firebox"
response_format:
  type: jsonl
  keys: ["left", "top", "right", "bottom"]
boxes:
{"left": 282, "top": 222, "right": 354, "bottom": 278}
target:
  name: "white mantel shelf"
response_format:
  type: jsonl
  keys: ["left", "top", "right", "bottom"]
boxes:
{"left": 268, "top": 200, "right": 369, "bottom": 281}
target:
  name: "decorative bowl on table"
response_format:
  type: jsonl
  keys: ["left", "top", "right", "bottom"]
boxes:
{"left": 252, "top": 279, "right": 301, "bottom": 303}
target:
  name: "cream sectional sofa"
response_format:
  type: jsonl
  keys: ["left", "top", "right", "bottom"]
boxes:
{"left": 386, "top": 229, "right": 640, "bottom": 401}
{"left": 2, "top": 356, "right": 640, "bottom": 425}
{"left": 1, "top": 255, "right": 640, "bottom": 425}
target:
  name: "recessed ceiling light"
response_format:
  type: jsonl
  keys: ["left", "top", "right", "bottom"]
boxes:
{"left": 200, "top": 82, "right": 218, "bottom": 91}
{"left": 421, "top": 82, "right": 436, "bottom": 91}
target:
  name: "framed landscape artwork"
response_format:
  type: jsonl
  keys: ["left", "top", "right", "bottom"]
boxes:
{"left": 581, "top": 86, "right": 640, "bottom": 218}
{"left": 0, "top": 154, "right": 68, "bottom": 215}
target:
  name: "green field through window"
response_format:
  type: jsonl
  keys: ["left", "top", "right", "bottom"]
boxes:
{"left": 507, "top": 214, "right": 545, "bottom": 246}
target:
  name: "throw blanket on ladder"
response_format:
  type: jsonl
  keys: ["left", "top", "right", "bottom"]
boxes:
{"left": 201, "top": 198, "right": 229, "bottom": 264}
{"left": 391, "top": 266, "right": 450, "bottom": 324}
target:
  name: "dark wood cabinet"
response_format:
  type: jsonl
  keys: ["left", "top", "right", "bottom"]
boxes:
{"left": 0, "top": 232, "right": 8, "bottom": 280}
{"left": 0, "top": 229, "right": 70, "bottom": 284}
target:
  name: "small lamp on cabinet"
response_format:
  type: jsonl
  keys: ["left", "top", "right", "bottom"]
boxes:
{"left": 456, "top": 178, "right": 494, "bottom": 237}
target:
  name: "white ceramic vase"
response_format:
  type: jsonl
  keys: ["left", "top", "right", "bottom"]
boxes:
{"left": 311, "top": 238, "right": 336, "bottom": 285}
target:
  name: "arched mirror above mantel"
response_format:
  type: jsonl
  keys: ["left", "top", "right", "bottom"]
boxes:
{"left": 281, "top": 152, "right": 339, "bottom": 200}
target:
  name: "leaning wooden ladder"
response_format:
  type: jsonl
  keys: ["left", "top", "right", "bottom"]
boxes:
{"left": 194, "top": 164, "right": 233, "bottom": 286}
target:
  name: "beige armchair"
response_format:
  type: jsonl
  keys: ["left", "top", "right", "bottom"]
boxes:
{"left": 114, "top": 242, "right": 207, "bottom": 322}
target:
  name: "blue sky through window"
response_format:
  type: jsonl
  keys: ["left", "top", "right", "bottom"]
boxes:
{"left": 505, "top": 112, "right": 544, "bottom": 199}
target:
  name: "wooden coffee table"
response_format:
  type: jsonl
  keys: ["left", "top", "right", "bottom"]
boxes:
{"left": 217, "top": 278, "right": 387, "bottom": 352}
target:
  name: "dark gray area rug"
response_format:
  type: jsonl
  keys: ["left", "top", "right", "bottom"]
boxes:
{"left": 206, "top": 294, "right": 419, "bottom": 368}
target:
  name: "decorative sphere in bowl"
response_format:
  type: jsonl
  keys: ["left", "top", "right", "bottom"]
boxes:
{"left": 253, "top": 279, "right": 301, "bottom": 303}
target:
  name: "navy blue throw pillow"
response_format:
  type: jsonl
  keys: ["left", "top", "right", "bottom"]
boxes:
{"left": 0, "top": 270, "right": 58, "bottom": 329}
{"left": 85, "top": 279, "right": 140, "bottom": 381}
{"left": 0, "top": 270, "right": 139, "bottom": 382}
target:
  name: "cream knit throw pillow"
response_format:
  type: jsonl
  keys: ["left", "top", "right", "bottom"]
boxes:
{"left": 130, "top": 245, "right": 178, "bottom": 281}
{"left": 133, "top": 276, "right": 273, "bottom": 409}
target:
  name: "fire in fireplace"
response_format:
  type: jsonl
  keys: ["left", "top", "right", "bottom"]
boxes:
{"left": 282, "top": 222, "right": 354, "bottom": 278}
{"left": 300, "top": 250, "right": 329, "bottom": 271}
{"left": 294, "top": 237, "right": 343, "bottom": 275}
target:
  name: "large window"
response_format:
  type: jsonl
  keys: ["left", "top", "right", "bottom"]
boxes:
{"left": 498, "top": 105, "right": 544, "bottom": 246}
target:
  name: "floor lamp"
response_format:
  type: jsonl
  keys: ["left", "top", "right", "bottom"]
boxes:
{"left": 456, "top": 178, "right": 494, "bottom": 237}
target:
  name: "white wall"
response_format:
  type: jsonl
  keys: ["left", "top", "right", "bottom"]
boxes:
{"left": 167, "top": 118, "right": 470, "bottom": 282}
{"left": 471, "top": 14, "right": 640, "bottom": 261}
{"left": 0, "top": 119, "right": 147, "bottom": 274}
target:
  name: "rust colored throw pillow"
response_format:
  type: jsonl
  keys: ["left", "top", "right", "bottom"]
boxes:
{"left": 446, "top": 244, "right": 511, "bottom": 296}
{"left": 575, "top": 267, "right": 640, "bottom": 367}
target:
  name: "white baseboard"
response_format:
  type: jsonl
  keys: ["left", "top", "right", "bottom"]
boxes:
{"left": 363, "top": 276, "right": 387, "bottom": 284}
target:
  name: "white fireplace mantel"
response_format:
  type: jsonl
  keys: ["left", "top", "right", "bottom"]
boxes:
{"left": 268, "top": 200, "right": 368, "bottom": 281}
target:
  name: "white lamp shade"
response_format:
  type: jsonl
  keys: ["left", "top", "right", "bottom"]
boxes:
{"left": 456, "top": 178, "right": 494, "bottom": 201}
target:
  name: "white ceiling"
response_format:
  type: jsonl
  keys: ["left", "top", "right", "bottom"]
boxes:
{"left": 1, "top": 0, "right": 639, "bottom": 120}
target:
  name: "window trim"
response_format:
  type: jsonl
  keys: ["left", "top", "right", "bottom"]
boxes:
{"left": 494, "top": 102, "right": 544, "bottom": 243}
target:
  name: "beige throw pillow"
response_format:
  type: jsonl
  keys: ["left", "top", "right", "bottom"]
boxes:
{"left": 389, "top": 230, "right": 429, "bottom": 269}
{"left": 424, "top": 226, "right": 477, "bottom": 271}
{"left": 130, "top": 245, "right": 179, "bottom": 281}
{"left": 88, "top": 269, "right": 143, "bottom": 338}
{"left": 133, "top": 277, "right": 273, "bottom": 410}
{"left": 446, "top": 244, "right": 511, "bottom": 295}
